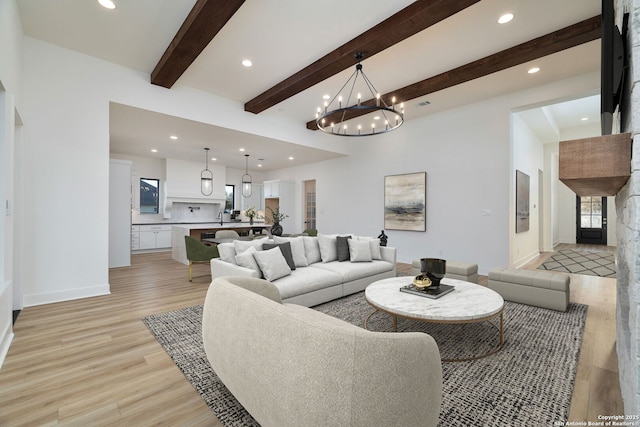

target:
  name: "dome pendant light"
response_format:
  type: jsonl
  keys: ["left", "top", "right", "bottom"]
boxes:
{"left": 242, "top": 154, "right": 252, "bottom": 198}
{"left": 201, "top": 148, "right": 213, "bottom": 196}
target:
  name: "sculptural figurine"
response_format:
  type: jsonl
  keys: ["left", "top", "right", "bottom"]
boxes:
{"left": 377, "top": 230, "right": 388, "bottom": 246}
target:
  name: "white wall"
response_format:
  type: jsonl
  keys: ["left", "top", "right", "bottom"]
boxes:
{"left": 511, "top": 113, "right": 544, "bottom": 266}
{"left": 0, "top": 0, "right": 23, "bottom": 367}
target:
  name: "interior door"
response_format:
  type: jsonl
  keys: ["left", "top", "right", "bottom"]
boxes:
{"left": 303, "top": 179, "right": 316, "bottom": 231}
{"left": 576, "top": 196, "right": 607, "bottom": 245}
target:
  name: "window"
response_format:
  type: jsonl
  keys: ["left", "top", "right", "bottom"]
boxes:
{"left": 580, "top": 196, "right": 603, "bottom": 228}
{"left": 225, "top": 184, "right": 235, "bottom": 212}
{"left": 140, "top": 178, "right": 160, "bottom": 214}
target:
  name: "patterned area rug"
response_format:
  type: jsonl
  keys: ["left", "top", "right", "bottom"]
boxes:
{"left": 143, "top": 293, "right": 587, "bottom": 427}
{"left": 538, "top": 249, "right": 616, "bottom": 277}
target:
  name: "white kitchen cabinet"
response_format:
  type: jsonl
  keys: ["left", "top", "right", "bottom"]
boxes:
{"left": 137, "top": 224, "right": 172, "bottom": 250}
{"left": 263, "top": 180, "right": 294, "bottom": 199}
{"left": 131, "top": 225, "right": 140, "bottom": 250}
{"left": 263, "top": 181, "right": 278, "bottom": 198}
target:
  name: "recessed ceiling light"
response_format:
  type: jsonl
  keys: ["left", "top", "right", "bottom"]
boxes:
{"left": 323, "top": 94, "right": 330, "bottom": 100}
{"left": 169, "top": 135, "right": 178, "bottom": 140}
{"left": 257, "top": 164, "right": 263, "bottom": 168}
{"left": 150, "top": 149, "right": 158, "bottom": 153}
{"left": 528, "top": 67, "right": 540, "bottom": 74}
{"left": 581, "top": 117, "right": 589, "bottom": 121}
{"left": 288, "top": 156, "right": 294, "bottom": 160}
{"left": 239, "top": 148, "right": 245, "bottom": 152}
{"left": 211, "top": 157, "right": 217, "bottom": 161}
{"left": 498, "top": 13, "right": 513, "bottom": 24}
{"left": 242, "top": 59, "right": 252, "bottom": 67}
{"left": 98, "top": 0, "right": 116, "bottom": 9}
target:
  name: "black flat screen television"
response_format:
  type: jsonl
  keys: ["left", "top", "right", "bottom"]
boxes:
{"left": 601, "top": 0, "right": 627, "bottom": 135}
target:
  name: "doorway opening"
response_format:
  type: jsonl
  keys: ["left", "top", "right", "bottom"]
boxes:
{"left": 576, "top": 196, "right": 607, "bottom": 245}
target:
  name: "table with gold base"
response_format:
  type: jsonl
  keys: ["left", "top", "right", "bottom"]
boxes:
{"left": 364, "top": 277, "right": 504, "bottom": 363}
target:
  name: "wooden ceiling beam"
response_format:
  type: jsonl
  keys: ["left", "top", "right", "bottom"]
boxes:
{"left": 151, "top": 0, "right": 245, "bottom": 88}
{"left": 244, "top": 0, "right": 481, "bottom": 114}
{"left": 306, "top": 15, "right": 601, "bottom": 130}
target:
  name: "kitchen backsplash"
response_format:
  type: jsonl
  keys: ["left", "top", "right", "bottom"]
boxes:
{"left": 132, "top": 202, "right": 224, "bottom": 224}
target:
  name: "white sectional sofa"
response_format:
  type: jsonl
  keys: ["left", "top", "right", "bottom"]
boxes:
{"left": 202, "top": 276, "right": 443, "bottom": 427}
{"left": 210, "top": 234, "right": 396, "bottom": 307}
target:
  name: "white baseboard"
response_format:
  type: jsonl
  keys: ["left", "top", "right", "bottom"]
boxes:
{"left": 23, "top": 284, "right": 110, "bottom": 307}
{"left": 513, "top": 250, "right": 540, "bottom": 269}
{"left": 0, "top": 323, "right": 14, "bottom": 370}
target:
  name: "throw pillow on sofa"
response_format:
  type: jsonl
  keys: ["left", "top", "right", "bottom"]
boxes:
{"left": 253, "top": 247, "right": 292, "bottom": 281}
{"left": 347, "top": 239, "right": 373, "bottom": 262}
{"left": 234, "top": 238, "right": 269, "bottom": 255}
{"left": 318, "top": 234, "right": 338, "bottom": 263}
{"left": 302, "top": 236, "right": 321, "bottom": 264}
{"left": 274, "top": 236, "right": 308, "bottom": 267}
{"left": 262, "top": 241, "right": 296, "bottom": 270}
{"left": 336, "top": 235, "right": 352, "bottom": 262}
{"left": 217, "top": 242, "right": 238, "bottom": 265}
{"left": 356, "top": 236, "right": 382, "bottom": 260}
{"left": 234, "top": 246, "right": 262, "bottom": 274}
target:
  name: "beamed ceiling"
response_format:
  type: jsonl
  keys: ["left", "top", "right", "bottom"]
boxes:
{"left": 17, "top": 0, "right": 603, "bottom": 171}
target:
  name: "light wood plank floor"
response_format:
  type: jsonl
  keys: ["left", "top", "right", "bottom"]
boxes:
{"left": 0, "top": 244, "right": 622, "bottom": 425}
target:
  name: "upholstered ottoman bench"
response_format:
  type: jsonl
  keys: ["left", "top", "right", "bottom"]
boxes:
{"left": 411, "top": 259, "right": 479, "bottom": 284}
{"left": 487, "top": 267, "right": 570, "bottom": 312}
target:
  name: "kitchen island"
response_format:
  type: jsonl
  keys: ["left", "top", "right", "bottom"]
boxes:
{"left": 171, "top": 222, "right": 267, "bottom": 265}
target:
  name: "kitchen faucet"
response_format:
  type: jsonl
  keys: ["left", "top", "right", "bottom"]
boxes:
{"left": 218, "top": 211, "right": 224, "bottom": 226}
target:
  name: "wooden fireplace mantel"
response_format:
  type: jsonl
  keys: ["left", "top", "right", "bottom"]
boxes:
{"left": 559, "top": 133, "right": 632, "bottom": 196}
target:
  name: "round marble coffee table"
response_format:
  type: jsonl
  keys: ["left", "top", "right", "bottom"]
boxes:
{"left": 364, "top": 277, "right": 504, "bottom": 362}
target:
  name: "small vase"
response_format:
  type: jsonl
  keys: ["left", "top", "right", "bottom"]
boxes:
{"left": 249, "top": 218, "right": 254, "bottom": 225}
{"left": 271, "top": 223, "right": 283, "bottom": 236}
{"left": 377, "top": 230, "right": 388, "bottom": 246}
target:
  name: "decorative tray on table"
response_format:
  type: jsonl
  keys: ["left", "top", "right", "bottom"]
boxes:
{"left": 400, "top": 283, "right": 454, "bottom": 299}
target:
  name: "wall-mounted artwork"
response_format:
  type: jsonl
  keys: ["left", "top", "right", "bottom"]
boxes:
{"left": 516, "top": 170, "right": 530, "bottom": 233}
{"left": 384, "top": 172, "right": 426, "bottom": 231}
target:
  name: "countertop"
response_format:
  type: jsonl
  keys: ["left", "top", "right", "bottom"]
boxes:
{"left": 134, "top": 221, "right": 265, "bottom": 227}
{"left": 169, "top": 222, "right": 267, "bottom": 230}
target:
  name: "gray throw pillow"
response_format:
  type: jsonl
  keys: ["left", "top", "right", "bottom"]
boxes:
{"left": 262, "top": 241, "right": 296, "bottom": 270}
{"left": 336, "top": 235, "right": 352, "bottom": 262}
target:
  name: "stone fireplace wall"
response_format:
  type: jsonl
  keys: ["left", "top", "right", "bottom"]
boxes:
{"left": 615, "top": 0, "right": 640, "bottom": 416}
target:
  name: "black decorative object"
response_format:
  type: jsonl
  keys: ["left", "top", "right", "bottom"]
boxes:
{"left": 377, "top": 230, "right": 388, "bottom": 246}
{"left": 270, "top": 223, "right": 283, "bottom": 236}
{"left": 400, "top": 283, "right": 454, "bottom": 299}
{"left": 420, "top": 258, "right": 446, "bottom": 287}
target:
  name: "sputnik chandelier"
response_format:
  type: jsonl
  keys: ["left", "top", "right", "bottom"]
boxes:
{"left": 315, "top": 52, "right": 404, "bottom": 137}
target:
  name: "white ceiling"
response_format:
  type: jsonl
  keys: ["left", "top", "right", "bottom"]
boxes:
{"left": 16, "top": 0, "right": 602, "bottom": 171}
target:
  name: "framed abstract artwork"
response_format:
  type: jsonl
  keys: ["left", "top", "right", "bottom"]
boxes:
{"left": 384, "top": 172, "right": 426, "bottom": 231}
{"left": 516, "top": 170, "right": 530, "bottom": 233}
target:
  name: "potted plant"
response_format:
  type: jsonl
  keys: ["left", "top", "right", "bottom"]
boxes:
{"left": 244, "top": 207, "right": 257, "bottom": 225}
{"left": 265, "top": 206, "right": 288, "bottom": 236}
